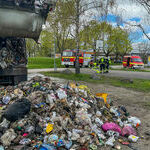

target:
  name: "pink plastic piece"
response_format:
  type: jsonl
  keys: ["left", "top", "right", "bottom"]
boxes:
{"left": 101, "top": 122, "right": 122, "bottom": 135}
{"left": 23, "top": 133, "right": 29, "bottom": 137}
{"left": 122, "top": 126, "right": 137, "bottom": 136}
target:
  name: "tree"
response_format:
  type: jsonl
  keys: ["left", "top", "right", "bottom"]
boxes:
{"left": 128, "top": 0, "right": 150, "bottom": 40}
{"left": 26, "top": 39, "right": 39, "bottom": 57}
{"left": 38, "top": 30, "right": 54, "bottom": 57}
{"left": 47, "top": 0, "right": 75, "bottom": 53}
{"left": 137, "top": 42, "right": 150, "bottom": 63}
{"left": 107, "top": 27, "right": 132, "bottom": 60}
{"left": 80, "top": 21, "right": 113, "bottom": 57}
{"left": 72, "top": 0, "right": 116, "bottom": 73}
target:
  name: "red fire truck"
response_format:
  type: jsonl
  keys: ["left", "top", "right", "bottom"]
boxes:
{"left": 61, "top": 50, "right": 94, "bottom": 68}
{"left": 123, "top": 55, "right": 144, "bottom": 69}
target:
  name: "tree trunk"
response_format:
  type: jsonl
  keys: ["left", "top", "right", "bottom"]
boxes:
{"left": 75, "top": 0, "right": 80, "bottom": 74}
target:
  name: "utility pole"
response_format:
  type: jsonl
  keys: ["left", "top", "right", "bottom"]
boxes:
{"left": 54, "top": 37, "right": 57, "bottom": 72}
{"left": 75, "top": 0, "right": 80, "bottom": 74}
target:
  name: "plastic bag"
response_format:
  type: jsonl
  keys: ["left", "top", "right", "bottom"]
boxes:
{"left": 76, "top": 109, "right": 92, "bottom": 125}
{"left": 102, "top": 122, "right": 122, "bottom": 135}
{"left": 3, "top": 98, "right": 31, "bottom": 122}
{"left": 1, "top": 129, "right": 17, "bottom": 146}
{"left": 105, "top": 136, "right": 115, "bottom": 146}
{"left": 46, "top": 93, "right": 56, "bottom": 104}
{"left": 122, "top": 125, "right": 137, "bottom": 136}
{"left": 0, "top": 118, "right": 10, "bottom": 128}
{"left": 19, "top": 138, "right": 31, "bottom": 145}
{"left": 56, "top": 89, "right": 67, "bottom": 99}
{"left": 2, "top": 96, "right": 11, "bottom": 104}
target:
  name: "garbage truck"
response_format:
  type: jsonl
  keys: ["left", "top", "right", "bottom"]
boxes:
{"left": 0, "top": 0, "right": 57, "bottom": 85}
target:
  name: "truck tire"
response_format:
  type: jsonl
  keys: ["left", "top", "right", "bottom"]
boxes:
{"left": 80, "top": 64, "right": 83, "bottom": 68}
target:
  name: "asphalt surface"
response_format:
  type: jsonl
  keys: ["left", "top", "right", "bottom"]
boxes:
{"left": 28, "top": 68, "right": 150, "bottom": 80}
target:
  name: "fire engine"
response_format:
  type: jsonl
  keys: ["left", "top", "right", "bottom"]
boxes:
{"left": 61, "top": 49, "right": 94, "bottom": 68}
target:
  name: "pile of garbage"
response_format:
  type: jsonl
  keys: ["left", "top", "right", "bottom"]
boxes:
{"left": 0, "top": 38, "right": 27, "bottom": 69}
{"left": 0, "top": 76, "right": 141, "bottom": 150}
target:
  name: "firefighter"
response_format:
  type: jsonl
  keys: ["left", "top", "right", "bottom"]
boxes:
{"left": 92, "top": 59, "right": 100, "bottom": 73}
{"left": 105, "top": 57, "right": 111, "bottom": 73}
{"left": 99, "top": 56, "right": 105, "bottom": 73}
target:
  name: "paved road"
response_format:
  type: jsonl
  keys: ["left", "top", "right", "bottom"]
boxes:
{"left": 28, "top": 68, "right": 150, "bottom": 80}
{"left": 111, "top": 65, "right": 150, "bottom": 71}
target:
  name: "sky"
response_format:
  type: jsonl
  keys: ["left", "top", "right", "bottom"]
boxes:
{"left": 93, "top": 0, "right": 150, "bottom": 50}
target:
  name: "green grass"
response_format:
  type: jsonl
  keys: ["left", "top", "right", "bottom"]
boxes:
{"left": 42, "top": 72, "right": 150, "bottom": 92}
{"left": 27, "top": 57, "right": 64, "bottom": 69}
{"left": 111, "top": 63, "right": 122, "bottom": 66}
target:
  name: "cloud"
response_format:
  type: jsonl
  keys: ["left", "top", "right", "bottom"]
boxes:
{"left": 114, "top": 0, "right": 148, "bottom": 20}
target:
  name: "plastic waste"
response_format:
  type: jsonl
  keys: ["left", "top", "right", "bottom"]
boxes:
{"left": 117, "top": 118, "right": 124, "bottom": 127}
{"left": 91, "top": 124, "right": 101, "bottom": 135}
{"left": 35, "top": 124, "right": 43, "bottom": 134}
{"left": 128, "top": 117, "right": 141, "bottom": 127}
{"left": 3, "top": 98, "right": 31, "bottom": 122}
{"left": 1, "top": 129, "right": 17, "bottom": 146}
{"left": 128, "top": 135, "right": 139, "bottom": 142}
{"left": 106, "top": 130, "right": 119, "bottom": 137}
{"left": 105, "top": 136, "right": 115, "bottom": 146}
{"left": 25, "top": 126, "right": 35, "bottom": 133}
{"left": 76, "top": 108, "right": 92, "bottom": 125}
{"left": 14, "top": 89, "right": 24, "bottom": 98}
{"left": 19, "top": 138, "right": 31, "bottom": 145}
{"left": 96, "top": 93, "right": 109, "bottom": 107}
{"left": 2, "top": 96, "right": 11, "bottom": 104}
{"left": 56, "top": 89, "right": 67, "bottom": 99}
{"left": 0, "top": 118, "right": 10, "bottom": 128}
{"left": 0, "top": 76, "right": 142, "bottom": 149}
{"left": 57, "top": 139, "right": 65, "bottom": 147}
{"left": 122, "top": 125, "right": 137, "bottom": 136}
{"left": 89, "top": 144, "right": 97, "bottom": 150}
{"left": 71, "top": 131, "right": 80, "bottom": 141}
{"left": 0, "top": 146, "right": 4, "bottom": 150}
{"left": 65, "top": 140, "right": 73, "bottom": 149}
{"left": 46, "top": 123, "right": 54, "bottom": 133}
{"left": 48, "top": 134, "right": 59, "bottom": 143}
{"left": 46, "top": 93, "right": 56, "bottom": 104}
{"left": 40, "top": 144, "right": 56, "bottom": 150}
{"left": 95, "top": 118, "right": 103, "bottom": 126}
{"left": 110, "top": 107, "right": 120, "bottom": 117}
{"left": 102, "top": 122, "right": 122, "bottom": 135}
{"left": 96, "top": 111, "right": 102, "bottom": 117}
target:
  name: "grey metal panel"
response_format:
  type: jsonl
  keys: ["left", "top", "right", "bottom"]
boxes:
{"left": 0, "top": 8, "right": 45, "bottom": 40}
{"left": 0, "top": 67, "right": 27, "bottom": 76}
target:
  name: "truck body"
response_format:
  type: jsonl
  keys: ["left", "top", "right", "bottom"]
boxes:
{"left": 61, "top": 49, "right": 94, "bottom": 68}
{"left": 123, "top": 55, "right": 144, "bottom": 69}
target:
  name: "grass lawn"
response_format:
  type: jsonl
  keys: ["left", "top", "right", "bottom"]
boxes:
{"left": 28, "top": 57, "right": 64, "bottom": 69}
{"left": 42, "top": 71, "right": 150, "bottom": 93}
